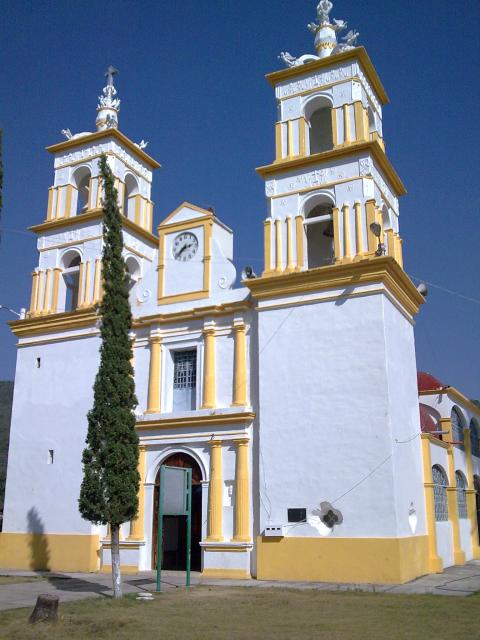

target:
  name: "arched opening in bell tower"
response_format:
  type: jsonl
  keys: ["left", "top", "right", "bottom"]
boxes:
{"left": 61, "top": 250, "right": 82, "bottom": 312}
{"left": 73, "top": 167, "right": 91, "bottom": 215}
{"left": 123, "top": 173, "right": 139, "bottom": 220}
{"left": 304, "top": 96, "right": 333, "bottom": 155}
{"left": 152, "top": 452, "right": 203, "bottom": 572}
{"left": 304, "top": 201, "right": 335, "bottom": 268}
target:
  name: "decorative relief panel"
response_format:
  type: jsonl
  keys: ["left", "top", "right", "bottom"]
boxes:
{"left": 276, "top": 63, "right": 353, "bottom": 99}
{"left": 54, "top": 141, "right": 152, "bottom": 182}
{"left": 38, "top": 224, "right": 103, "bottom": 250}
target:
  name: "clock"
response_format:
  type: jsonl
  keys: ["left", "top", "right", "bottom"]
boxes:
{"left": 172, "top": 232, "right": 198, "bottom": 262}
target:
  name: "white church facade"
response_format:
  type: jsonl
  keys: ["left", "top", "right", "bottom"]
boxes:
{"left": 1, "top": 1, "right": 479, "bottom": 584}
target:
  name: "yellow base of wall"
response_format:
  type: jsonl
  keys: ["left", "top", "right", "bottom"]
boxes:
{"left": 0, "top": 533, "right": 100, "bottom": 572}
{"left": 256, "top": 536, "right": 429, "bottom": 584}
{"left": 202, "top": 569, "right": 251, "bottom": 580}
{"left": 100, "top": 564, "right": 139, "bottom": 574}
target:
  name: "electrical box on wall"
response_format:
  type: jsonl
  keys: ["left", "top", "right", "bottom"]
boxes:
{"left": 263, "top": 525, "right": 284, "bottom": 537}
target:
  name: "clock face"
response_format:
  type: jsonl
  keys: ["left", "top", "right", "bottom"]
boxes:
{"left": 172, "top": 232, "right": 199, "bottom": 262}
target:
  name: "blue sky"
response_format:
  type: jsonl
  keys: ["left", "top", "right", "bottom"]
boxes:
{"left": 0, "top": 0, "right": 479, "bottom": 397}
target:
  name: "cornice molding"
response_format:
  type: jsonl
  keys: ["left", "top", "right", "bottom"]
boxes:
{"left": 136, "top": 411, "right": 256, "bottom": 431}
{"left": 133, "top": 299, "right": 253, "bottom": 328}
{"left": 245, "top": 256, "right": 424, "bottom": 317}
{"left": 419, "top": 388, "right": 480, "bottom": 417}
{"left": 9, "top": 307, "right": 98, "bottom": 337}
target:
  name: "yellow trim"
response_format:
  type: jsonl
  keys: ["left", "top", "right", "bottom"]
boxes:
{"left": 146, "top": 336, "right": 162, "bottom": 413}
{"left": 11, "top": 307, "right": 97, "bottom": 337}
{"left": 232, "top": 324, "right": 247, "bottom": 406}
{"left": 386, "top": 229, "right": 395, "bottom": 260}
{"left": 365, "top": 199, "right": 377, "bottom": 253}
{"left": 298, "top": 117, "right": 306, "bottom": 156}
{"left": 0, "top": 533, "right": 99, "bottom": 572}
{"left": 263, "top": 219, "right": 273, "bottom": 275}
{"left": 77, "top": 261, "right": 85, "bottom": 308}
{"left": 275, "top": 122, "right": 282, "bottom": 160}
{"left": 343, "top": 104, "right": 351, "bottom": 145}
{"left": 203, "top": 220, "right": 212, "bottom": 292}
{"left": 83, "top": 260, "right": 91, "bottom": 307}
{"left": 295, "top": 214, "right": 304, "bottom": 271}
{"left": 29, "top": 271, "right": 39, "bottom": 313}
{"left": 232, "top": 438, "right": 251, "bottom": 542}
{"left": 46, "top": 127, "right": 161, "bottom": 169}
{"left": 35, "top": 270, "right": 44, "bottom": 312}
{"left": 354, "top": 101, "right": 368, "bottom": 142}
{"left": 395, "top": 234, "right": 404, "bottom": 268}
{"left": 46, "top": 187, "right": 54, "bottom": 220}
{"left": 157, "top": 290, "right": 210, "bottom": 305}
{"left": 354, "top": 202, "right": 363, "bottom": 256}
{"left": 202, "top": 328, "right": 216, "bottom": 409}
{"left": 203, "top": 546, "right": 249, "bottom": 553}
{"left": 128, "top": 444, "right": 146, "bottom": 540}
{"left": 137, "top": 411, "right": 255, "bottom": 431}
{"left": 256, "top": 140, "right": 406, "bottom": 197}
{"left": 285, "top": 217, "right": 294, "bottom": 272}
{"left": 331, "top": 107, "right": 338, "bottom": 148}
{"left": 101, "top": 565, "right": 139, "bottom": 575}
{"left": 134, "top": 300, "right": 253, "bottom": 328}
{"left": 158, "top": 201, "right": 214, "bottom": 227}
{"left": 421, "top": 436, "right": 443, "bottom": 572}
{"left": 287, "top": 120, "right": 294, "bottom": 158}
{"left": 201, "top": 569, "right": 252, "bottom": 580}
{"left": 419, "top": 388, "right": 480, "bottom": 418}
{"left": 93, "top": 258, "right": 101, "bottom": 302}
{"left": 332, "top": 207, "right": 341, "bottom": 261}
{"left": 274, "top": 218, "right": 282, "bottom": 273}
{"left": 87, "top": 176, "right": 94, "bottom": 210}
{"left": 421, "top": 432, "right": 449, "bottom": 450}
{"left": 342, "top": 204, "right": 351, "bottom": 259}
{"left": 206, "top": 440, "right": 223, "bottom": 542}
{"left": 42, "top": 269, "right": 52, "bottom": 313}
{"left": 246, "top": 256, "right": 424, "bottom": 317}
{"left": 50, "top": 268, "right": 62, "bottom": 313}
{"left": 134, "top": 194, "right": 142, "bottom": 226}
{"left": 64, "top": 184, "right": 73, "bottom": 218}
{"left": 256, "top": 536, "right": 428, "bottom": 584}
{"left": 265, "top": 47, "right": 389, "bottom": 105}
{"left": 201, "top": 569, "right": 250, "bottom": 580}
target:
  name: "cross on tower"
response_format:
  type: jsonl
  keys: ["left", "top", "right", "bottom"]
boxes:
{"left": 105, "top": 65, "right": 118, "bottom": 87}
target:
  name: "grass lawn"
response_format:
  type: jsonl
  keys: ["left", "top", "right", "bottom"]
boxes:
{"left": 0, "top": 576, "right": 44, "bottom": 585}
{"left": 0, "top": 586, "right": 479, "bottom": 640}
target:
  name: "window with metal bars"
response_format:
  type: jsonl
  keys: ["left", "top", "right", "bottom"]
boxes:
{"left": 455, "top": 471, "right": 468, "bottom": 519}
{"left": 432, "top": 465, "right": 449, "bottom": 522}
{"left": 470, "top": 420, "right": 480, "bottom": 458}
{"left": 173, "top": 350, "right": 197, "bottom": 411}
{"left": 451, "top": 407, "right": 465, "bottom": 449}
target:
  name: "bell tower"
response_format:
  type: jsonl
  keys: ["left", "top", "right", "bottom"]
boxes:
{"left": 26, "top": 68, "right": 160, "bottom": 318}
{"left": 258, "top": 0, "right": 404, "bottom": 275}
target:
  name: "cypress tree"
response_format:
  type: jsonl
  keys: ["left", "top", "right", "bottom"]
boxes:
{"left": 79, "top": 154, "right": 139, "bottom": 599}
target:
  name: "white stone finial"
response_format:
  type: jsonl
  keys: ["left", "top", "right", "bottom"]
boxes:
{"left": 96, "top": 66, "right": 121, "bottom": 131}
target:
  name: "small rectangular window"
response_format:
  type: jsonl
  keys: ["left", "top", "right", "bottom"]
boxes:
{"left": 288, "top": 508, "right": 306, "bottom": 523}
{"left": 48, "top": 450, "right": 54, "bottom": 465}
{"left": 173, "top": 350, "right": 197, "bottom": 411}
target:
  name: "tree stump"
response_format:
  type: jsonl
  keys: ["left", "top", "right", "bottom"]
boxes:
{"left": 28, "top": 594, "right": 59, "bottom": 624}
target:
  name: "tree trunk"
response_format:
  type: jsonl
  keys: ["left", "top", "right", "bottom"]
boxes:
{"left": 29, "top": 594, "right": 59, "bottom": 623}
{"left": 111, "top": 523, "right": 122, "bottom": 599}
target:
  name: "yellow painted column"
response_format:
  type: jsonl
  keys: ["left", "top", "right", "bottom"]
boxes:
{"left": 42, "top": 269, "right": 52, "bottom": 314}
{"left": 128, "top": 445, "right": 146, "bottom": 540}
{"left": 342, "top": 204, "right": 351, "bottom": 260}
{"left": 232, "top": 323, "right": 247, "bottom": 407}
{"left": 263, "top": 219, "right": 272, "bottom": 275}
{"left": 83, "top": 260, "right": 91, "bottom": 307}
{"left": 442, "top": 417, "right": 466, "bottom": 565}
{"left": 386, "top": 229, "right": 395, "bottom": 259}
{"left": 287, "top": 120, "right": 294, "bottom": 158}
{"left": 64, "top": 185, "right": 73, "bottom": 218}
{"left": 87, "top": 177, "right": 94, "bottom": 210}
{"left": 285, "top": 216, "right": 294, "bottom": 272}
{"left": 274, "top": 218, "right": 282, "bottom": 273}
{"left": 46, "top": 187, "right": 55, "bottom": 221}
{"left": 275, "top": 122, "right": 282, "bottom": 161}
{"left": 343, "top": 104, "right": 351, "bottom": 145}
{"left": 35, "top": 270, "right": 44, "bottom": 313}
{"left": 134, "top": 195, "right": 142, "bottom": 225}
{"left": 331, "top": 108, "right": 338, "bottom": 148}
{"left": 50, "top": 268, "right": 62, "bottom": 313}
{"left": 146, "top": 335, "right": 162, "bottom": 413}
{"left": 77, "top": 262, "right": 85, "bottom": 309}
{"left": 365, "top": 199, "right": 377, "bottom": 253}
{"left": 207, "top": 440, "right": 223, "bottom": 541}
{"left": 55, "top": 186, "right": 62, "bottom": 219}
{"left": 295, "top": 214, "right": 304, "bottom": 271}
{"left": 354, "top": 101, "right": 368, "bottom": 142}
{"left": 233, "top": 438, "right": 251, "bottom": 542}
{"left": 463, "top": 427, "right": 480, "bottom": 558}
{"left": 421, "top": 436, "right": 443, "bottom": 572}
{"left": 29, "top": 271, "right": 39, "bottom": 314}
{"left": 332, "top": 207, "right": 341, "bottom": 262}
{"left": 93, "top": 258, "right": 101, "bottom": 303}
{"left": 202, "top": 327, "right": 216, "bottom": 409}
{"left": 354, "top": 201, "right": 363, "bottom": 257}
{"left": 395, "top": 234, "right": 404, "bottom": 268}
{"left": 298, "top": 117, "right": 306, "bottom": 157}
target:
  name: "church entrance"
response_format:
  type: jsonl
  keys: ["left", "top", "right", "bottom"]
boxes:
{"left": 152, "top": 452, "right": 203, "bottom": 571}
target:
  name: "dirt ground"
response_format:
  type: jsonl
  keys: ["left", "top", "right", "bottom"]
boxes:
{"left": 0, "top": 585, "right": 479, "bottom": 640}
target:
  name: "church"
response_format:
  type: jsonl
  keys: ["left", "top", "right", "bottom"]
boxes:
{"left": 1, "top": 1, "right": 479, "bottom": 584}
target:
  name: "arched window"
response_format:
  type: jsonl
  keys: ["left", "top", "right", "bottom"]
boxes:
{"left": 73, "top": 167, "right": 91, "bottom": 215}
{"left": 304, "top": 96, "right": 333, "bottom": 155}
{"left": 305, "top": 202, "right": 334, "bottom": 269}
{"left": 470, "top": 419, "right": 480, "bottom": 458}
{"left": 62, "top": 252, "right": 81, "bottom": 312}
{"left": 451, "top": 407, "right": 465, "bottom": 448}
{"left": 368, "top": 106, "right": 376, "bottom": 137}
{"left": 123, "top": 174, "right": 139, "bottom": 220}
{"left": 126, "top": 256, "right": 141, "bottom": 292}
{"left": 432, "top": 465, "right": 449, "bottom": 522}
{"left": 455, "top": 471, "right": 468, "bottom": 519}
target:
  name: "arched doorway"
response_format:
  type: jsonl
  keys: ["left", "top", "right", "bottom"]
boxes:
{"left": 152, "top": 452, "right": 203, "bottom": 571}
